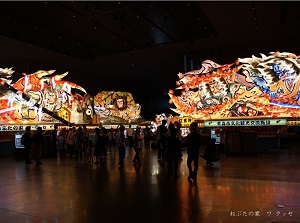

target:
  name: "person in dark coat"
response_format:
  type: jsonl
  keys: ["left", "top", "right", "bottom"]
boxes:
{"left": 186, "top": 122, "right": 202, "bottom": 181}
{"left": 166, "top": 127, "right": 181, "bottom": 179}
{"left": 32, "top": 127, "right": 45, "bottom": 165}
{"left": 74, "top": 126, "right": 85, "bottom": 163}
{"left": 133, "top": 127, "right": 142, "bottom": 164}
{"left": 156, "top": 120, "right": 168, "bottom": 161}
{"left": 22, "top": 126, "right": 32, "bottom": 164}
{"left": 203, "top": 138, "right": 220, "bottom": 167}
{"left": 93, "top": 128, "right": 100, "bottom": 164}
{"left": 116, "top": 125, "right": 126, "bottom": 167}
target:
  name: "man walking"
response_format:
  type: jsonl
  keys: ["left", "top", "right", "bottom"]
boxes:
{"left": 186, "top": 122, "right": 202, "bottom": 181}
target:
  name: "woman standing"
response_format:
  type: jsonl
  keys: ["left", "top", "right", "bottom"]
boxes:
{"left": 133, "top": 127, "right": 142, "bottom": 165}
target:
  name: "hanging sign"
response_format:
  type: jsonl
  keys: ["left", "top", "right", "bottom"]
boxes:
{"left": 0, "top": 124, "right": 55, "bottom": 131}
{"left": 204, "top": 119, "right": 287, "bottom": 127}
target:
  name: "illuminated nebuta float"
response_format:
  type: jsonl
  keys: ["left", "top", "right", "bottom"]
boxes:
{"left": 0, "top": 68, "right": 93, "bottom": 125}
{"left": 94, "top": 91, "right": 141, "bottom": 123}
{"left": 169, "top": 51, "right": 300, "bottom": 120}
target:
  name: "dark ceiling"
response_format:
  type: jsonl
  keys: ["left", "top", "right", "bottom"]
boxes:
{"left": 0, "top": 1, "right": 300, "bottom": 119}
{"left": 0, "top": 1, "right": 216, "bottom": 60}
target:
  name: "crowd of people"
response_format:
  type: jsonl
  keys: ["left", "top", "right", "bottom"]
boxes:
{"left": 21, "top": 122, "right": 222, "bottom": 181}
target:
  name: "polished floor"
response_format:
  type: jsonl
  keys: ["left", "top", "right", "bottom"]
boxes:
{"left": 1, "top": 140, "right": 300, "bottom": 223}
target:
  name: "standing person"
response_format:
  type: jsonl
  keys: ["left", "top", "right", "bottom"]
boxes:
{"left": 83, "top": 125, "right": 89, "bottom": 158}
{"left": 143, "top": 126, "right": 150, "bottom": 146}
{"left": 66, "top": 127, "right": 75, "bottom": 157}
{"left": 126, "top": 125, "right": 133, "bottom": 148}
{"left": 32, "top": 127, "right": 45, "bottom": 166}
{"left": 156, "top": 120, "right": 168, "bottom": 161}
{"left": 93, "top": 128, "right": 101, "bottom": 164}
{"left": 94, "top": 127, "right": 106, "bottom": 164}
{"left": 203, "top": 138, "right": 220, "bottom": 167}
{"left": 74, "top": 127, "right": 85, "bottom": 163}
{"left": 116, "top": 125, "right": 126, "bottom": 167}
{"left": 186, "top": 122, "right": 202, "bottom": 181}
{"left": 107, "top": 128, "right": 114, "bottom": 151}
{"left": 101, "top": 127, "right": 108, "bottom": 157}
{"left": 21, "top": 126, "right": 32, "bottom": 164}
{"left": 174, "top": 121, "right": 184, "bottom": 159}
{"left": 164, "top": 123, "right": 175, "bottom": 162}
{"left": 133, "top": 127, "right": 142, "bottom": 165}
{"left": 57, "top": 128, "right": 67, "bottom": 158}
{"left": 87, "top": 139, "right": 94, "bottom": 163}
{"left": 166, "top": 127, "right": 181, "bottom": 179}
{"left": 51, "top": 124, "right": 58, "bottom": 157}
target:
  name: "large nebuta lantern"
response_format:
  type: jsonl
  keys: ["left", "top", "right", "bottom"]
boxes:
{"left": 94, "top": 91, "right": 141, "bottom": 122}
{"left": 169, "top": 52, "right": 300, "bottom": 120}
{"left": 0, "top": 69, "right": 93, "bottom": 125}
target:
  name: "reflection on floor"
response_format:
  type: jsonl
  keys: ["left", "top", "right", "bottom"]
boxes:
{"left": 0, "top": 140, "right": 300, "bottom": 223}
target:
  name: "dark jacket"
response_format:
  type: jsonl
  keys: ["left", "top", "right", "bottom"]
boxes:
{"left": 21, "top": 132, "right": 32, "bottom": 148}
{"left": 166, "top": 135, "right": 181, "bottom": 160}
{"left": 32, "top": 132, "right": 44, "bottom": 145}
{"left": 203, "top": 141, "right": 218, "bottom": 161}
{"left": 187, "top": 132, "right": 201, "bottom": 156}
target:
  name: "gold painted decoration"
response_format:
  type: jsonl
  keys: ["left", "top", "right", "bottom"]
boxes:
{"left": 94, "top": 91, "right": 141, "bottom": 122}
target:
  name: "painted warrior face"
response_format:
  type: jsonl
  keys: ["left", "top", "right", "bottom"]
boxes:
{"left": 116, "top": 98, "right": 124, "bottom": 109}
